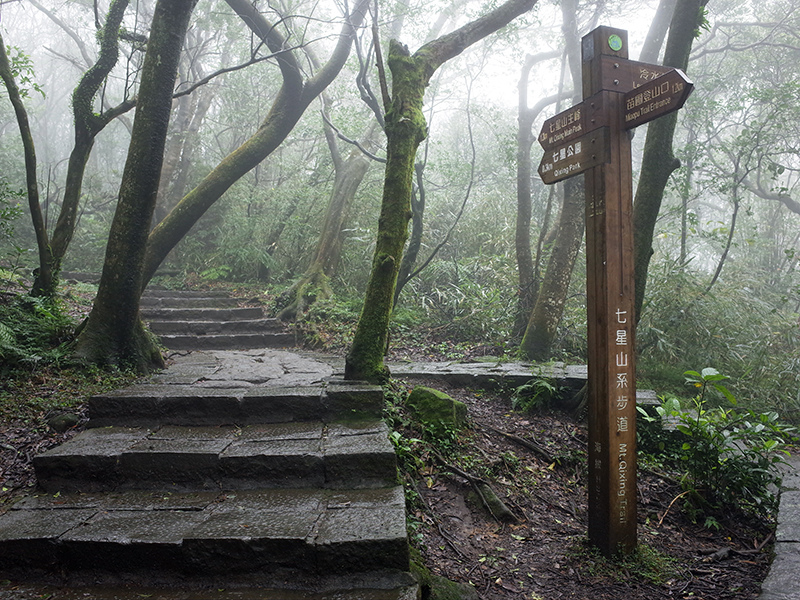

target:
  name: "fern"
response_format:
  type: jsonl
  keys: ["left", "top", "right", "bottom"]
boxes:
{"left": 0, "top": 321, "right": 14, "bottom": 348}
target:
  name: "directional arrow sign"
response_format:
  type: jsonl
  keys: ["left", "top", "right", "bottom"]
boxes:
{"left": 538, "top": 103, "right": 585, "bottom": 151}
{"left": 538, "top": 127, "right": 609, "bottom": 185}
{"left": 538, "top": 91, "right": 609, "bottom": 151}
{"left": 623, "top": 68, "right": 693, "bottom": 129}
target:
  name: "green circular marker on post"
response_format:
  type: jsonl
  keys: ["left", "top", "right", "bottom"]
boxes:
{"left": 608, "top": 34, "right": 623, "bottom": 51}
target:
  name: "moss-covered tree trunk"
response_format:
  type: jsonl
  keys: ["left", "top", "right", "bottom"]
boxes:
{"left": 633, "top": 0, "right": 708, "bottom": 322}
{"left": 27, "top": 0, "right": 131, "bottom": 297}
{"left": 344, "top": 0, "right": 536, "bottom": 383}
{"left": 73, "top": 0, "right": 197, "bottom": 371}
{"left": 344, "top": 41, "right": 428, "bottom": 382}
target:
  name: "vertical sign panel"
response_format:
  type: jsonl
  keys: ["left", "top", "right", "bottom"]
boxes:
{"left": 582, "top": 26, "right": 638, "bottom": 557}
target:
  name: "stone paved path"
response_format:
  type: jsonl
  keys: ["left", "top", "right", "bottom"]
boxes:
{"left": 0, "top": 348, "right": 416, "bottom": 599}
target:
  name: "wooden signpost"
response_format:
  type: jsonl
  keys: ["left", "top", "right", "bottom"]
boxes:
{"left": 537, "top": 26, "right": 693, "bottom": 556}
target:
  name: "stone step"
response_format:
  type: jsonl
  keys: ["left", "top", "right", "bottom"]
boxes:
{"left": 155, "top": 332, "right": 295, "bottom": 351}
{"left": 87, "top": 383, "right": 385, "bottom": 427}
{"left": 0, "top": 486, "right": 409, "bottom": 586}
{"left": 0, "top": 574, "right": 419, "bottom": 599}
{"left": 140, "top": 296, "right": 242, "bottom": 309}
{"left": 33, "top": 421, "right": 397, "bottom": 493}
{"left": 148, "top": 318, "right": 286, "bottom": 335}
{"left": 140, "top": 307, "right": 265, "bottom": 321}
{"left": 143, "top": 289, "right": 232, "bottom": 298}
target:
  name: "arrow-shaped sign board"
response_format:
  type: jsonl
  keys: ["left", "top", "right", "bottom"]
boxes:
{"left": 538, "top": 127, "right": 609, "bottom": 185}
{"left": 622, "top": 68, "right": 693, "bottom": 129}
{"left": 538, "top": 103, "right": 585, "bottom": 151}
{"left": 538, "top": 92, "right": 610, "bottom": 151}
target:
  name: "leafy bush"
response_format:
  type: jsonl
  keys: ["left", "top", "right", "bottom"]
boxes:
{"left": 653, "top": 368, "right": 796, "bottom": 521}
{"left": 0, "top": 294, "right": 76, "bottom": 374}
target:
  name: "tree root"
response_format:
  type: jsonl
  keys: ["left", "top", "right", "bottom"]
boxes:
{"left": 480, "top": 424, "right": 555, "bottom": 464}
{"left": 434, "top": 452, "right": 519, "bottom": 523}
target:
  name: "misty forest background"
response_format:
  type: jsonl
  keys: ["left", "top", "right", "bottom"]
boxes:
{"left": 0, "top": 0, "right": 798, "bottom": 420}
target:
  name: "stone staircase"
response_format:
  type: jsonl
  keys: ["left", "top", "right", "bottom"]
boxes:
{"left": 141, "top": 289, "right": 295, "bottom": 350}
{"left": 0, "top": 351, "right": 415, "bottom": 598}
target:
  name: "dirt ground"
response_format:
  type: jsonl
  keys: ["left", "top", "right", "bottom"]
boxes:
{"left": 392, "top": 378, "right": 774, "bottom": 600}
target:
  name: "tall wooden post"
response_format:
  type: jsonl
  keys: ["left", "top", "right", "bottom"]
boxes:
{"left": 583, "top": 26, "right": 637, "bottom": 556}
{"left": 537, "top": 26, "right": 692, "bottom": 558}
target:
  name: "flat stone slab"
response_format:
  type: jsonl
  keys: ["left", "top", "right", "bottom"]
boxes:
{"left": 156, "top": 333, "right": 296, "bottom": 351}
{"left": 34, "top": 421, "right": 396, "bottom": 492}
{"left": 387, "top": 360, "right": 588, "bottom": 391}
{"left": 140, "top": 307, "right": 264, "bottom": 321}
{"left": 0, "top": 487, "right": 408, "bottom": 582}
{"left": 0, "top": 571, "right": 418, "bottom": 599}
{"left": 142, "top": 289, "right": 232, "bottom": 298}
{"left": 148, "top": 318, "right": 287, "bottom": 335}
{"left": 147, "top": 350, "right": 334, "bottom": 387}
{"left": 140, "top": 296, "right": 242, "bottom": 309}
{"left": 89, "top": 367, "right": 382, "bottom": 427}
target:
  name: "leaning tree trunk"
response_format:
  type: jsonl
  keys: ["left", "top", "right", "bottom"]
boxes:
{"left": 519, "top": 177, "right": 585, "bottom": 359}
{"left": 344, "top": 0, "right": 536, "bottom": 383}
{"left": 0, "top": 33, "right": 49, "bottom": 295}
{"left": 633, "top": 0, "right": 708, "bottom": 322}
{"left": 277, "top": 139, "right": 374, "bottom": 320}
{"left": 73, "top": 0, "right": 197, "bottom": 371}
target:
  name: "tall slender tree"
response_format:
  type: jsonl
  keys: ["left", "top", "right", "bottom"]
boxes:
{"left": 632, "top": 0, "right": 709, "bottom": 322}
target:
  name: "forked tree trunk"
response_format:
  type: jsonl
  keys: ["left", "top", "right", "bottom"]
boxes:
{"left": 73, "top": 0, "right": 197, "bottom": 371}
{"left": 344, "top": 0, "right": 536, "bottom": 383}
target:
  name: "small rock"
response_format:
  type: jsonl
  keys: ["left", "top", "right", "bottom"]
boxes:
{"left": 47, "top": 413, "right": 79, "bottom": 433}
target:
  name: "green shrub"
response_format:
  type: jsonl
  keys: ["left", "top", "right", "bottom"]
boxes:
{"left": 658, "top": 368, "right": 796, "bottom": 521}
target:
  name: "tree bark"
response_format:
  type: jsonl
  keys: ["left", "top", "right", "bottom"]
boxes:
{"left": 632, "top": 0, "right": 708, "bottom": 323}
{"left": 141, "top": 0, "right": 370, "bottom": 287}
{"left": 639, "top": 0, "right": 678, "bottom": 63}
{"left": 344, "top": 0, "right": 536, "bottom": 383}
{"left": 73, "top": 0, "right": 197, "bottom": 371}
